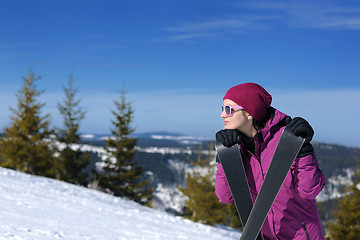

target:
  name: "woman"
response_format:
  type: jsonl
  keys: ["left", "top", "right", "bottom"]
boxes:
{"left": 215, "top": 83, "right": 326, "bottom": 240}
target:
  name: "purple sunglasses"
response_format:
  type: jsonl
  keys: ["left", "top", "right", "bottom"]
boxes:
{"left": 221, "top": 105, "right": 244, "bottom": 116}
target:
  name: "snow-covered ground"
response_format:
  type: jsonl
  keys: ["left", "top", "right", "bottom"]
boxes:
{"left": 0, "top": 167, "right": 241, "bottom": 240}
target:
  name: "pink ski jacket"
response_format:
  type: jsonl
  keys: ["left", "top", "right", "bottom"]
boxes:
{"left": 215, "top": 109, "right": 326, "bottom": 240}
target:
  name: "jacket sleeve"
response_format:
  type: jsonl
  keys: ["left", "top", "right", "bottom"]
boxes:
{"left": 291, "top": 152, "right": 326, "bottom": 199}
{"left": 215, "top": 162, "right": 234, "bottom": 204}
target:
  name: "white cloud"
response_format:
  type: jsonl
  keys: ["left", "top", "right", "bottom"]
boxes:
{"left": 164, "top": 15, "right": 278, "bottom": 41}
{"left": 164, "top": 1, "right": 360, "bottom": 41}
{"left": 239, "top": 1, "right": 360, "bottom": 30}
{"left": 165, "top": 19, "right": 259, "bottom": 33}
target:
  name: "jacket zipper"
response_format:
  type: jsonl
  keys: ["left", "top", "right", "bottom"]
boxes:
{"left": 302, "top": 222, "right": 310, "bottom": 240}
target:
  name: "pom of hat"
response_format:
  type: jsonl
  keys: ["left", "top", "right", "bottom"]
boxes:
{"left": 223, "top": 82, "right": 272, "bottom": 121}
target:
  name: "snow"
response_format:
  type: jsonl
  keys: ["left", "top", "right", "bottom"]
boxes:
{"left": 0, "top": 167, "right": 241, "bottom": 240}
{"left": 80, "top": 134, "right": 96, "bottom": 139}
{"left": 316, "top": 168, "right": 355, "bottom": 201}
{"left": 152, "top": 184, "right": 186, "bottom": 213}
{"left": 150, "top": 134, "right": 209, "bottom": 145}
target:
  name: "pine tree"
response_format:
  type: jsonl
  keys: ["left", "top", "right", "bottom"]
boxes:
{"left": 56, "top": 72, "right": 90, "bottom": 186}
{"left": 328, "top": 163, "right": 360, "bottom": 240}
{"left": 180, "top": 142, "right": 231, "bottom": 226}
{"left": 97, "top": 88, "right": 153, "bottom": 205}
{"left": 0, "top": 70, "right": 55, "bottom": 177}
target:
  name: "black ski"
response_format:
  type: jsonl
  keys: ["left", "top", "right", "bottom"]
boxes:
{"left": 240, "top": 126, "right": 305, "bottom": 240}
{"left": 215, "top": 142, "right": 263, "bottom": 240}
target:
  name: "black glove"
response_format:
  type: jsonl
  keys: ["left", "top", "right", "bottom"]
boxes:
{"left": 286, "top": 117, "right": 314, "bottom": 158}
{"left": 286, "top": 117, "right": 314, "bottom": 144}
{"left": 216, "top": 129, "right": 243, "bottom": 148}
{"left": 297, "top": 143, "right": 314, "bottom": 158}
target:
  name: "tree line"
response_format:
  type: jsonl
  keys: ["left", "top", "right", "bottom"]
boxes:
{"left": 0, "top": 70, "right": 153, "bottom": 205}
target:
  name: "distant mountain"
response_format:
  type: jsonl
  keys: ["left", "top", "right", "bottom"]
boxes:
{"left": 80, "top": 131, "right": 211, "bottom": 147}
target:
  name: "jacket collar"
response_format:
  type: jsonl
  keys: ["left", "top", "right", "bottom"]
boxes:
{"left": 253, "top": 109, "right": 288, "bottom": 158}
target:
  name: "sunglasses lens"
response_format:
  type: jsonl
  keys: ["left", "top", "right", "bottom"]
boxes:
{"left": 225, "top": 106, "right": 231, "bottom": 115}
{"left": 222, "top": 106, "right": 231, "bottom": 115}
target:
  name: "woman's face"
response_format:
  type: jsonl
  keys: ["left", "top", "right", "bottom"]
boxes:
{"left": 221, "top": 99, "right": 254, "bottom": 136}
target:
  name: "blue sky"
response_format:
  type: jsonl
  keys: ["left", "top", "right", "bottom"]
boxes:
{"left": 1, "top": 0, "right": 360, "bottom": 147}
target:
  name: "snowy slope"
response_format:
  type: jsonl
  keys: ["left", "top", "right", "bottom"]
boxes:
{"left": 0, "top": 167, "right": 241, "bottom": 240}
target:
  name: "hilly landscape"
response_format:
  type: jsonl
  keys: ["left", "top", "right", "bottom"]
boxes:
{"left": 80, "top": 132, "right": 360, "bottom": 224}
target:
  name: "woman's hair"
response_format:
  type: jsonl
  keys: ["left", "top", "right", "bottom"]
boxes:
{"left": 252, "top": 107, "right": 276, "bottom": 131}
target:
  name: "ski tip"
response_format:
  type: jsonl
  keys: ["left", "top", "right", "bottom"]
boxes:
{"left": 215, "top": 141, "right": 240, "bottom": 151}
{"left": 283, "top": 126, "right": 306, "bottom": 144}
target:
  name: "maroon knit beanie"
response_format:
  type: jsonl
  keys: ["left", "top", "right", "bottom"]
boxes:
{"left": 223, "top": 82, "right": 272, "bottom": 121}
